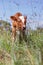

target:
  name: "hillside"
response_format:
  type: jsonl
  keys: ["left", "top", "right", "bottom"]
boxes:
{"left": 0, "top": 20, "right": 11, "bottom": 31}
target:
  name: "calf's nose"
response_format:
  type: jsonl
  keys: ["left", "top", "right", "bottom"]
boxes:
{"left": 23, "top": 25, "right": 26, "bottom": 30}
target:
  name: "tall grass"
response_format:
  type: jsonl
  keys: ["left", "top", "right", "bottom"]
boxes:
{"left": 0, "top": 29, "right": 43, "bottom": 65}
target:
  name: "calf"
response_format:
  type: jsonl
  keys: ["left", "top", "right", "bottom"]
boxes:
{"left": 10, "top": 12, "right": 27, "bottom": 40}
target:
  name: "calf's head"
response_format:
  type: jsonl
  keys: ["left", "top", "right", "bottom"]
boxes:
{"left": 10, "top": 12, "right": 27, "bottom": 30}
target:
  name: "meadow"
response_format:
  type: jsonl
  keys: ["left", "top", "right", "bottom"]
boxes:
{"left": 0, "top": 20, "right": 43, "bottom": 65}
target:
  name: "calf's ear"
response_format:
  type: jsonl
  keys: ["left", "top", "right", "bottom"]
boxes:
{"left": 24, "top": 16, "right": 27, "bottom": 19}
{"left": 10, "top": 16, "right": 17, "bottom": 21}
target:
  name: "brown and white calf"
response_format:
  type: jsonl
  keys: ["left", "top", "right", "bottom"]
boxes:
{"left": 10, "top": 12, "right": 27, "bottom": 40}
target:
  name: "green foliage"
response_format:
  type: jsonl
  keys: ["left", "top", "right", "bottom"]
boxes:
{"left": 0, "top": 27, "right": 43, "bottom": 65}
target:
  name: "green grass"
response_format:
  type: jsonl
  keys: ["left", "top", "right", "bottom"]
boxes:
{"left": 0, "top": 29, "right": 43, "bottom": 65}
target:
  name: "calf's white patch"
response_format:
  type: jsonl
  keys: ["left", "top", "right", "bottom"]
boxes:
{"left": 19, "top": 16, "right": 25, "bottom": 23}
